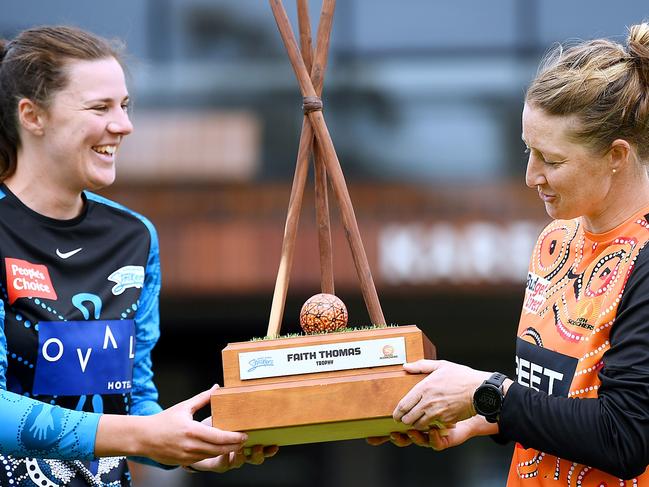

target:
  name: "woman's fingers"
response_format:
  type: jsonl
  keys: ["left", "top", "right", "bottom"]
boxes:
{"left": 198, "top": 424, "right": 248, "bottom": 448}
{"left": 366, "top": 436, "right": 391, "bottom": 446}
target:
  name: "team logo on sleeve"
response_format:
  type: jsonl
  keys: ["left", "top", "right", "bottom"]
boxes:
{"left": 5, "top": 257, "right": 58, "bottom": 304}
{"left": 515, "top": 338, "right": 577, "bottom": 396}
{"left": 107, "top": 265, "right": 145, "bottom": 295}
{"left": 523, "top": 272, "right": 550, "bottom": 314}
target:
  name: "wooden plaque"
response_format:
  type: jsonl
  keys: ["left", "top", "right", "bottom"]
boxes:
{"left": 211, "top": 325, "right": 435, "bottom": 446}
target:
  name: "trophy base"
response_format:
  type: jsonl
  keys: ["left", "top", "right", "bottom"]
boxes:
{"left": 211, "top": 326, "right": 434, "bottom": 446}
{"left": 242, "top": 417, "right": 415, "bottom": 447}
{"left": 211, "top": 369, "right": 427, "bottom": 446}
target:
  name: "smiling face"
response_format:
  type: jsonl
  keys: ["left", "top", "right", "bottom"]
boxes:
{"left": 522, "top": 103, "right": 614, "bottom": 225}
{"left": 38, "top": 57, "right": 133, "bottom": 192}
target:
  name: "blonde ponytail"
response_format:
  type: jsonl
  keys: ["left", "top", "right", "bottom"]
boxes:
{"left": 526, "top": 22, "right": 649, "bottom": 162}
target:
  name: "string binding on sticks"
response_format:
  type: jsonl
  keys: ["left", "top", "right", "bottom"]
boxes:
{"left": 302, "top": 96, "right": 323, "bottom": 113}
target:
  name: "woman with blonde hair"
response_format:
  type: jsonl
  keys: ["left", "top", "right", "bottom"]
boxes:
{"left": 378, "top": 22, "right": 649, "bottom": 485}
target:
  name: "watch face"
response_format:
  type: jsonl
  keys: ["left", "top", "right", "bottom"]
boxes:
{"left": 476, "top": 385, "right": 502, "bottom": 415}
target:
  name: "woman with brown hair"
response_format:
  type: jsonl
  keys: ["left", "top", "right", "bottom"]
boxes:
{"left": 0, "top": 25, "right": 274, "bottom": 485}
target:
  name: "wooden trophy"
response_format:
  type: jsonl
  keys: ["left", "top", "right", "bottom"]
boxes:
{"left": 211, "top": 0, "right": 436, "bottom": 447}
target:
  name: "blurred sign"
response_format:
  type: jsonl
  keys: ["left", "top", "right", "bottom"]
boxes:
{"left": 117, "top": 110, "right": 261, "bottom": 181}
{"left": 378, "top": 221, "right": 542, "bottom": 285}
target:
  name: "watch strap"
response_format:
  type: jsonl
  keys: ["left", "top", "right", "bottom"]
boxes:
{"left": 485, "top": 372, "right": 507, "bottom": 388}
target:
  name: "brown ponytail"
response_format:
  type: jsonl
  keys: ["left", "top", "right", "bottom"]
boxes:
{"left": 0, "top": 38, "right": 17, "bottom": 179}
{"left": 0, "top": 39, "right": 8, "bottom": 62}
{"left": 0, "top": 26, "right": 123, "bottom": 181}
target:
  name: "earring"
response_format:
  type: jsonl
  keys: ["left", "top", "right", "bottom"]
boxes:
{"left": 612, "top": 169, "right": 617, "bottom": 174}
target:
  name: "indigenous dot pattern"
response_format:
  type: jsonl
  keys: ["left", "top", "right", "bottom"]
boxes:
{"left": 512, "top": 214, "right": 649, "bottom": 485}
{"left": 0, "top": 455, "right": 127, "bottom": 486}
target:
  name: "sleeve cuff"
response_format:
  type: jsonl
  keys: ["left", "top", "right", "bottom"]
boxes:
{"left": 71, "top": 411, "right": 103, "bottom": 460}
{"left": 496, "top": 381, "right": 525, "bottom": 444}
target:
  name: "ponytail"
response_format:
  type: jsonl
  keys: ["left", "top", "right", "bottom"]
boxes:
{"left": 627, "top": 23, "right": 649, "bottom": 87}
{"left": 0, "top": 38, "right": 17, "bottom": 180}
{"left": 626, "top": 23, "right": 649, "bottom": 151}
{"left": 0, "top": 39, "right": 8, "bottom": 62}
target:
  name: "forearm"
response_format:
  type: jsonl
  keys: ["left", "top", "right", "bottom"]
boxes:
{"left": 499, "top": 382, "right": 649, "bottom": 478}
{"left": 96, "top": 414, "right": 180, "bottom": 470}
{"left": 94, "top": 413, "right": 152, "bottom": 458}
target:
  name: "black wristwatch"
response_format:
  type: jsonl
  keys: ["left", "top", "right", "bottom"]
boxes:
{"left": 472, "top": 372, "right": 507, "bottom": 423}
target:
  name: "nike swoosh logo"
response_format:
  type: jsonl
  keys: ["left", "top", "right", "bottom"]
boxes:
{"left": 56, "top": 247, "right": 83, "bottom": 259}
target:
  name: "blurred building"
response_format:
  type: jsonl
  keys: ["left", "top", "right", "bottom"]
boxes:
{"left": 2, "top": 1, "right": 648, "bottom": 486}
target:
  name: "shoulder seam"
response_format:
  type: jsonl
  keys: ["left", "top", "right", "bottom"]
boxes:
{"left": 84, "top": 192, "right": 157, "bottom": 239}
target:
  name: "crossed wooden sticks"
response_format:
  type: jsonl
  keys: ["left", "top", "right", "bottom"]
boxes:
{"left": 266, "top": 0, "right": 386, "bottom": 337}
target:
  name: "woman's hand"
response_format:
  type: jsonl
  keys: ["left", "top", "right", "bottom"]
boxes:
{"left": 425, "top": 416, "right": 495, "bottom": 450}
{"left": 392, "top": 360, "right": 490, "bottom": 429}
{"left": 96, "top": 385, "right": 248, "bottom": 466}
{"left": 185, "top": 445, "right": 280, "bottom": 473}
{"left": 367, "top": 416, "right": 497, "bottom": 451}
{"left": 182, "top": 417, "right": 279, "bottom": 473}
{"left": 366, "top": 425, "right": 454, "bottom": 448}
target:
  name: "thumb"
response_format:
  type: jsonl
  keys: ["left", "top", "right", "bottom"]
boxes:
{"left": 186, "top": 384, "right": 220, "bottom": 414}
{"left": 403, "top": 359, "right": 443, "bottom": 374}
{"left": 428, "top": 428, "right": 450, "bottom": 451}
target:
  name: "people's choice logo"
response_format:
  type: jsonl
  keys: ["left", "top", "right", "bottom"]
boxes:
{"left": 5, "top": 257, "right": 58, "bottom": 304}
{"left": 107, "top": 265, "right": 145, "bottom": 295}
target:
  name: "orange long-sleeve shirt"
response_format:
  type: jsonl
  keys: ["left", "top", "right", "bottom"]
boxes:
{"left": 500, "top": 208, "right": 649, "bottom": 485}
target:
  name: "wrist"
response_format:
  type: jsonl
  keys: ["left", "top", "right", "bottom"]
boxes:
{"left": 502, "top": 378, "right": 513, "bottom": 395}
{"left": 130, "top": 414, "right": 158, "bottom": 458}
{"left": 467, "top": 371, "right": 492, "bottom": 416}
{"left": 465, "top": 414, "right": 500, "bottom": 436}
{"left": 96, "top": 414, "right": 151, "bottom": 458}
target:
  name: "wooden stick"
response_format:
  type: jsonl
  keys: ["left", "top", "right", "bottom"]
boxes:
{"left": 266, "top": 117, "right": 312, "bottom": 337}
{"left": 269, "top": 0, "right": 386, "bottom": 326}
{"left": 266, "top": 0, "right": 338, "bottom": 336}
{"left": 270, "top": 1, "right": 315, "bottom": 97}
{"left": 297, "top": 0, "right": 313, "bottom": 72}
{"left": 310, "top": 0, "right": 335, "bottom": 95}
{"left": 308, "top": 0, "right": 335, "bottom": 294}
{"left": 314, "top": 144, "right": 334, "bottom": 294}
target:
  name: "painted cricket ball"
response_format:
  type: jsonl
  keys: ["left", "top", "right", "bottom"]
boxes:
{"left": 299, "top": 293, "right": 348, "bottom": 334}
